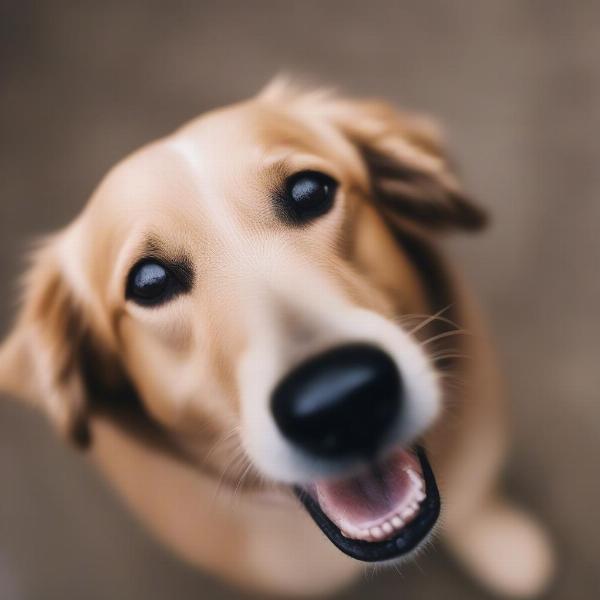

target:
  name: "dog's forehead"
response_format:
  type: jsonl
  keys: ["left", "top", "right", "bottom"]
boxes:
{"left": 84, "top": 99, "right": 361, "bottom": 238}
{"left": 70, "top": 100, "right": 363, "bottom": 296}
{"left": 99, "top": 102, "right": 332, "bottom": 199}
{"left": 173, "top": 99, "right": 352, "bottom": 165}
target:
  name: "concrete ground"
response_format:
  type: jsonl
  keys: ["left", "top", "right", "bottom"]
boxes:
{"left": 0, "top": 1, "right": 598, "bottom": 598}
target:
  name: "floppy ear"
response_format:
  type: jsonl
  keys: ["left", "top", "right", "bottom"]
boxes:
{"left": 329, "top": 98, "right": 487, "bottom": 232}
{"left": 260, "top": 78, "right": 486, "bottom": 232}
{"left": 0, "top": 238, "right": 94, "bottom": 448}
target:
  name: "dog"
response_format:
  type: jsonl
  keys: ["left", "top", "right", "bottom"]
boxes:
{"left": 0, "top": 79, "right": 554, "bottom": 597}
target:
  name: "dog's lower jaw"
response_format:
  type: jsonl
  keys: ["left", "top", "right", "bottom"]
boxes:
{"left": 294, "top": 446, "right": 441, "bottom": 563}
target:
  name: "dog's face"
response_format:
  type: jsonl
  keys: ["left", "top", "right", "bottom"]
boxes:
{"left": 0, "top": 81, "right": 484, "bottom": 563}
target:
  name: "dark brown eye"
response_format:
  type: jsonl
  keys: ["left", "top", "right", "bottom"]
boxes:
{"left": 126, "top": 259, "right": 192, "bottom": 307}
{"left": 278, "top": 171, "right": 338, "bottom": 224}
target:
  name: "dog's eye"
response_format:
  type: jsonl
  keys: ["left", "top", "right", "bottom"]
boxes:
{"left": 279, "top": 171, "right": 338, "bottom": 224}
{"left": 126, "top": 260, "right": 190, "bottom": 307}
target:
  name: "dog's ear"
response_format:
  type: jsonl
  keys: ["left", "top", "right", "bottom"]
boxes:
{"left": 329, "top": 98, "right": 487, "bottom": 232}
{"left": 0, "top": 237, "right": 101, "bottom": 448}
{"left": 260, "top": 79, "right": 486, "bottom": 232}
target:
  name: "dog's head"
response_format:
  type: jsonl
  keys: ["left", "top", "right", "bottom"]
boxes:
{"left": 0, "top": 80, "right": 484, "bottom": 562}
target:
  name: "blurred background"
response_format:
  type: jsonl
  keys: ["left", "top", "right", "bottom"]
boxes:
{"left": 0, "top": 1, "right": 598, "bottom": 598}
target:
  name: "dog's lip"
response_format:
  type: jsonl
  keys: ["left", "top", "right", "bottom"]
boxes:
{"left": 294, "top": 446, "right": 440, "bottom": 562}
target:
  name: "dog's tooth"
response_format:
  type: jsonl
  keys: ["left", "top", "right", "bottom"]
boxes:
{"left": 415, "top": 489, "right": 426, "bottom": 502}
{"left": 407, "top": 469, "right": 424, "bottom": 489}
{"left": 370, "top": 526, "right": 384, "bottom": 539}
{"left": 382, "top": 521, "right": 393, "bottom": 535}
{"left": 347, "top": 526, "right": 364, "bottom": 539}
{"left": 343, "top": 528, "right": 360, "bottom": 539}
{"left": 402, "top": 507, "right": 414, "bottom": 519}
{"left": 391, "top": 516, "right": 403, "bottom": 529}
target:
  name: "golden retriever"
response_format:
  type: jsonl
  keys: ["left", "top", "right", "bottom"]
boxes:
{"left": 0, "top": 79, "right": 554, "bottom": 597}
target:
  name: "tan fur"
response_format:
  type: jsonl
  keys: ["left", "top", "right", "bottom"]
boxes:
{"left": 0, "top": 80, "right": 554, "bottom": 597}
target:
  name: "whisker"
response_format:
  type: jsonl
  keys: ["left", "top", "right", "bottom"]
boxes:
{"left": 406, "top": 306, "right": 457, "bottom": 335}
{"left": 203, "top": 426, "right": 241, "bottom": 467}
{"left": 438, "top": 372, "right": 467, "bottom": 386}
{"left": 397, "top": 313, "right": 460, "bottom": 331}
{"left": 421, "top": 328, "right": 470, "bottom": 347}
{"left": 212, "top": 448, "right": 247, "bottom": 505}
{"left": 232, "top": 461, "right": 254, "bottom": 503}
{"left": 430, "top": 352, "right": 471, "bottom": 362}
{"left": 439, "top": 378, "right": 467, "bottom": 392}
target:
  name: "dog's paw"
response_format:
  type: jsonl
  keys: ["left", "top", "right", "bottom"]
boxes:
{"left": 447, "top": 498, "right": 555, "bottom": 598}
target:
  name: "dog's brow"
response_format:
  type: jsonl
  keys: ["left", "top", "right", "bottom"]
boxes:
{"left": 145, "top": 236, "right": 168, "bottom": 257}
{"left": 142, "top": 235, "right": 191, "bottom": 263}
{"left": 138, "top": 236, "right": 195, "bottom": 285}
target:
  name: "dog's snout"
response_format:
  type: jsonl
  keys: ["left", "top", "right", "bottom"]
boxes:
{"left": 271, "top": 343, "right": 402, "bottom": 459}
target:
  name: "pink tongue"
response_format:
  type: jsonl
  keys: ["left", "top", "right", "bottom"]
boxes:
{"left": 314, "top": 450, "right": 422, "bottom": 532}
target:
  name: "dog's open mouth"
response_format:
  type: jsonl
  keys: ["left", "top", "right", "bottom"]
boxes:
{"left": 295, "top": 447, "right": 440, "bottom": 562}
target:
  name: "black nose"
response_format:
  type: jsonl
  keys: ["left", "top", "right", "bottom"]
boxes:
{"left": 271, "top": 343, "right": 402, "bottom": 459}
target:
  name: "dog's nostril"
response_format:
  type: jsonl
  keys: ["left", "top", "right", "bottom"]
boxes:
{"left": 271, "top": 343, "right": 402, "bottom": 459}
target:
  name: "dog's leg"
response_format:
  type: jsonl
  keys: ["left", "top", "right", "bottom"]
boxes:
{"left": 445, "top": 493, "right": 555, "bottom": 598}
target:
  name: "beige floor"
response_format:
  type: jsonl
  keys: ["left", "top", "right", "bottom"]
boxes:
{"left": 0, "top": 2, "right": 598, "bottom": 599}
